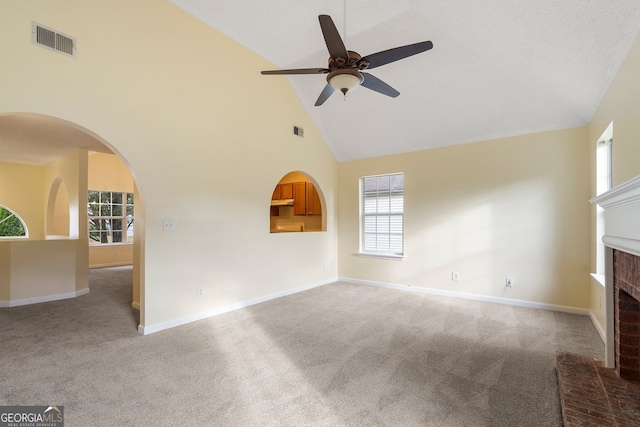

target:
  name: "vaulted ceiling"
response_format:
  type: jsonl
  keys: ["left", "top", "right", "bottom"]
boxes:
{"left": 3, "top": 1, "right": 640, "bottom": 165}
{"left": 171, "top": 0, "right": 640, "bottom": 162}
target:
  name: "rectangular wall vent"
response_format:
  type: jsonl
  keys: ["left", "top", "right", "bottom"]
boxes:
{"left": 32, "top": 23, "right": 76, "bottom": 57}
{"left": 293, "top": 126, "right": 304, "bottom": 138}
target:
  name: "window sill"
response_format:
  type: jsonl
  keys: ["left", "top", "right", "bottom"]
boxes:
{"left": 358, "top": 252, "right": 405, "bottom": 261}
{"left": 591, "top": 273, "right": 605, "bottom": 287}
{"left": 89, "top": 242, "right": 133, "bottom": 247}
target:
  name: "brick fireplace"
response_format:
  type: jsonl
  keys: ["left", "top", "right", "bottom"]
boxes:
{"left": 614, "top": 249, "right": 640, "bottom": 380}
{"left": 554, "top": 176, "right": 640, "bottom": 426}
{"left": 590, "top": 175, "right": 640, "bottom": 371}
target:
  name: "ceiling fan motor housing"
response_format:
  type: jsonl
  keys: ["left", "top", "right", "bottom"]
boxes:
{"left": 328, "top": 51, "right": 369, "bottom": 70}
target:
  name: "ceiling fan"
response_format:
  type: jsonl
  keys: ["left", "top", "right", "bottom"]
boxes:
{"left": 261, "top": 15, "right": 433, "bottom": 106}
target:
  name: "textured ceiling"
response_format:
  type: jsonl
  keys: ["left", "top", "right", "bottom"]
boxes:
{"left": 172, "top": 0, "right": 640, "bottom": 162}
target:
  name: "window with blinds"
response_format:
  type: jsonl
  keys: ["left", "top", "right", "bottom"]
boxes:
{"left": 361, "top": 173, "right": 404, "bottom": 256}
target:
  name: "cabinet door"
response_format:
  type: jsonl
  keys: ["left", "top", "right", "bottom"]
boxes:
{"left": 306, "top": 182, "right": 322, "bottom": 215}
{"left": 271, "top": 184, "right": 281, "bottom": 200}
{"left": 293, "top": 182, "right": 306, "bottom": 215}
{"left": 280, "top": 183, "right": 293, "bottom": 199}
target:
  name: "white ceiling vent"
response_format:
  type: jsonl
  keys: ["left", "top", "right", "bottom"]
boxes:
{"left": 32, "top": 23, "right": 76, "bottom": 57}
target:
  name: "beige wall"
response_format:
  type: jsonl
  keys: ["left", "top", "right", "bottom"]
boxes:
{"left": 0, "top": 243, "right": 9, "bottom": 301}
{"left": 8, "top": 240, "right": 83, "bottom": 301}
{"left": 0, "top": 162, "right": 45, "bottom": 239}
{"left": 588, "top": 32, "right": 640, "bottom": 333}
{"left": 338, "top": 127, "right": 591, "bottom": 308}
{"left": 0, "top": 0, "right": 338, "bottom": 330}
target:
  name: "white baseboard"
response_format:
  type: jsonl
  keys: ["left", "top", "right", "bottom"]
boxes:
{"left": 90, "top": 262, "right": 133, "bottom": 269}
{"left": 137, "top": 277, "right": 337, "bottom": 335}
{"left": 0, "top": 287, "right": 90, "bottom": 308}
{"left": 339, "top": 277, "right": 592, "bottom": 316}
{"left": 589, "top": 311, "right": 606, "bottom": 344}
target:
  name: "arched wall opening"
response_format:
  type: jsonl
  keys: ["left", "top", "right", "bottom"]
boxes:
{"left": 270, "top": 171, "right": 327, "bottom": 233}
{"left": 0, "top": 112, "right": 144, "bottom": 325}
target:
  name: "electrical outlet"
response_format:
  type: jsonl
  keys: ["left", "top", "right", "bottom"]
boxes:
{"left": 506, "top": 277, "right": 513, "bottom": 288}
{"left": 197, "top": 287, "right": 203, "bottom": 297}
{"left": 163, "top": 219, "right": 175, "bottom": 231}
{"left": 452, "top": 271, "right": 460, "bottom": 281}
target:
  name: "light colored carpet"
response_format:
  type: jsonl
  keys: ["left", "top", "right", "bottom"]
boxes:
{"left": 0, "top": 266, "right": 603, "bottom": 426}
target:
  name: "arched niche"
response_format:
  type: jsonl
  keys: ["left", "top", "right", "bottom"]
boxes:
{"left": 269, "top": 171, "right": 326, "bottom": 233}
{"left": 46, "top": 177, "right": 70, "bottom": 237}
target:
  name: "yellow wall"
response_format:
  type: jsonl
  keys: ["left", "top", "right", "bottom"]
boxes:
{"left": 88, "top": 152, "right": 134, "bottom": 192}
{"left": 588, "top": 32, "right": 640, "bottom": 333}
{"left": 88, "top": 152, "right": 135, "bottom": 267}
{"left": 338, "top": 127, "right": 591, "bottom": 308}
{"left": 0, "top": 150, "right": 88, "bottom": 304}
{"left": 0, "top": 0, "right": 338, "bottom": 330}
{"left": 0, "top": 162, "right": 45, "bottom": 239}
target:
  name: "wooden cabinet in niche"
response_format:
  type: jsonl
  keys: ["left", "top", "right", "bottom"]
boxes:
{"left": 293, "top": 181, "right": 321, "bottom": 216}
{"left": 293, "top": 182, "right": 306, "bottom": 215}
{"left": 272, "top": 183, "right": 293, "bottom": 200}
{"left": 306, "top": 182, "right": 321, "bottom": 215}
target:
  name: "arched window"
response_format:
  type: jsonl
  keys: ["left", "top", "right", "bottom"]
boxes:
{"left": 0, "top": 206, "right": 28, "bottom": 237}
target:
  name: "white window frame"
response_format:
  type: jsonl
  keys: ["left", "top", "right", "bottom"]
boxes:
{"left": 88, "top": 190, "right": 134, "bottom": 245}
{"left": 594, "top": 122, "right": 613, "bottom": 279}
{"left": 0, "top": 205, "right": 28, "bottom": 238}
{"left": 359, "top": 173, "right": 405, "bottom": 259}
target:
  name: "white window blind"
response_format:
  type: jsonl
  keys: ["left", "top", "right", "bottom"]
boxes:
{"left": 361, "top": 173, "right": 404, "bottom": 255}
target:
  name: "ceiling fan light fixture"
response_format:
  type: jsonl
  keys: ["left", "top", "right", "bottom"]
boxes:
{"left": 328, "top": 70, "right": 363, "bottom": 95}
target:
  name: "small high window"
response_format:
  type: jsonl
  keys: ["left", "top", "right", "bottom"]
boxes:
{"left": 88, "top": 190, "right": 134, "bottom": 244}
{"left": 0, "top": 206, "right": 28, "bottom": 237}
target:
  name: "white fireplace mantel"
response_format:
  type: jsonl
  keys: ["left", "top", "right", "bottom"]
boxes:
{"left": 591, "top": 175, "right": 640, "bottom": 252}
{"left": 590, "top": 174, "right": 640, "bottom": 368}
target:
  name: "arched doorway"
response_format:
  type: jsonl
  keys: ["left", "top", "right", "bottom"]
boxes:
{"left": 0, "top": 113, "right": 144, "bottom": 328}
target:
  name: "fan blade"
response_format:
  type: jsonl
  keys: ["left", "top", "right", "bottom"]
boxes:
{"left": 261, "top": 68, "right": 330, "bottom": 75}
{"left": 361, "top": 41, "right": 433, "bottom": 69}
{"left": 361, "top": 73, "right": 400, "bottom": 98}
{"left": 319, "top": 15, "right": 348, "bottom": 60}
{"left": 314, "top": 84, "right": 335, "bottom": 106}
